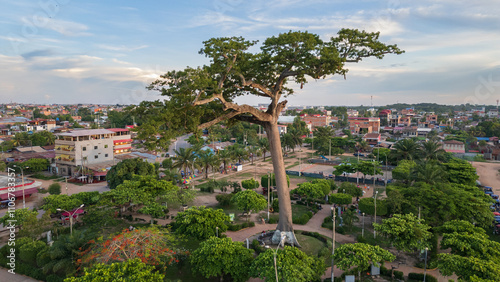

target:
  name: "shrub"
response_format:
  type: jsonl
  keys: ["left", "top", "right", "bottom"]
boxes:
{"left": 329, "top": 193, "right": 351, "bottom": 205}
{"left": 272, "top": 199, "right": 279, "bottom": 212}
{"left": 318, "top": 247, "right": 330, "bottom": 257}
{"left": 358, "top": 197, "right": 387, "bottom": 216}
{"left": 268, "top": 215, "right": 279, "bottom": 224}
{"left": 394, "top": 270, "right": 404, "bottom": 280}
{"left": 241, "top": 178, "right": 259, "bottom": 189}
{"left": 251, "top": 239, "right": 266, "bottom": 254}
{"left": 293, "top": 213, "right": 312, "bottom": 225}
{"left": 46, "top": 274, "right": 66, "bottom": 282}
{"left": 408, "top": 272, "right": 438, "bottom": 282}
{"left": 216, "top": 193, "right": 234, "bottom": 206}
{"left": 48, "top": 183, "right": 61, "bottom": 195}
{"left": 335, "top": 226, "right": 346, "bottom": 235}
{"left": 200, "top": 185, "right": 214, "bottom": 193}
{"left": 19, "top": 240, "right": 47, "bottom": 266}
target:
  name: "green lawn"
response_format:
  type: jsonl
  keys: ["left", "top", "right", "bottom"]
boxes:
{"left": 292, "top": 204, "right": 310, "bottom": 217}
{"left": 286, "top": 161, "right": 299, "bottom": 169}
{"left": 295, "top": 233, "right": 325, "bottom": 256}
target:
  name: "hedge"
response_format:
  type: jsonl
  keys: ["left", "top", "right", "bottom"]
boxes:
{"left": 358, "top": 197, "right": 387, "bottom": 216}
{"left": 408, "top": 272, "right": 438, "bottom": 282}
{"left": 226, "top": 221, "right": 255, "bottom": 231}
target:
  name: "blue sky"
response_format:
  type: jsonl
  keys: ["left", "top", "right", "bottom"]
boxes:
{"left": 0, "top": 0, "right": 499, "bottom": 106}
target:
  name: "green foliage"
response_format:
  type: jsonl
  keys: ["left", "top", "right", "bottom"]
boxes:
{"left": 19, "top": 240, "right": 48, "bottom": 265}
{"left": 374, "top": 213, "right": 432, "bottom": 252}
{"left": 333, "top": 163, "right": 356, "bottom": 176}
{"left": 41, "top": 195, "right": 83, "bottom": 213}
{"left": 358, "top": 197, "right": 387, "bottom": 216}
{"left": 442, "top": 158, "right": 478, "bottom": 186}
{"left": 437, "top": 253, "right": 500, "bottom": 281}
{"left": 106, "top": 158, "right": 157, "bottom": 189}
{"left": 241, "top": 178, "right": 260, "bottom": 189}
{"left": 48, "top": 183, "right": 62, "bottom": 195}
{"left": 334, "top": 243, "right": 395, "bottom": 280}
{"left": 437, "top": 220, "right": 486, "bottom": 235}
{"left": 232, "top": 190, "right": 267, "bottom": 221}
{"left": 261, "top": 173, "right": 290, "bottom": 188}
{"left": 440, "top": 232, "right": 500, "bottom": 264}
{"left": 339, "top": 182, "right": 362, "bottom": 197}
{"left": 0, "top": 208, "right": 38, "bottom": 228}
{"left": 190, "top": 237, "right": 254, "bottom": 282}
{"left": 65, "top": 258, "right": 164, "bottom": 282}
{"left": 386, "top": 182, "right": 493, "bottom": 228}
{"left": 250, "top": 246, "right": 326, "bottom": 282}
{"left": 408, "top": 272, "right": 438, "bottom": 282}
{"left": 70, "top": 191, "right": 101, "bottom": 206}
{"left": 294, "top": 182, "right": 328, "bottom": 201}
{"left": 23, "top": 158, "right": 50, "bottom": 173}
{"left": 329, "top": 193, "right": 352, "bottom": 205}
{"left": 216, "top": 193, "right": 234, "bottom": 207}
{"left": 174, "top": 206, "right": 229, "bottom": 239}
{"left": 392, "top": 160, "right": 416, "bottom": 181}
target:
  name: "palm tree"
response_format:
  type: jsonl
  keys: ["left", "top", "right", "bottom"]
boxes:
{"left": 426, "top": 130, "right": 439, "bottom": 141}
{"left": 195, "top": 149, "right": 217, "bottom": 179}
{"left": 173, "top": 147, "right": 196, "bottom": 177}
{"left": 421, "top": 140, "right": 446, "bottom": 161}
{"left": 410, "top": 162, "right": 446, "bottom": 185}
{"left": 247, "top": 146, "right": 261, "bottom": 165}
{"left": 258, "top": 138, "right": 270, "bottom": 161}
{"left": 392, "top": 138, "right": 421, "bottom": 161}
{"left": 229, "top": 144, "right": 249, "bottom": 164}
{"left": 218, "top": 149, "right": 232, "bottom": 174}
{"left": 288, "top": 128, "right": 303, "bottom": 152}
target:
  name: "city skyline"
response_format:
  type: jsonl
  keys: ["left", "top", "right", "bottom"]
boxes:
{"left": 1, "top": 0, "right": 499, "bottom": 106}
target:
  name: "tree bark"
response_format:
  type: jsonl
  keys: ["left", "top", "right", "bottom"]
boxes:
{"left": 265, "top": 121, "right": 299, "bottom": 246}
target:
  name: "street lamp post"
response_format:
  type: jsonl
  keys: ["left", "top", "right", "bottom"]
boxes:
{"left": 57, "top": 204, "right": 84, "bottom": 236}
{"left": 362, "top": 212, "right": 365, "bottom": 237}
{"left": 374, "top": 191, "right": 379, "bottom": 238}
{"left": 267, "top": 172, "right": 270, "bottom": 221}
{"left": 273, "top": 232, "right": 287, "bottom": 282}
{"left": 216, "top": 226, "right": 219, "bottom": 237}
{"left": 331, "top": 207, "right": 336, "bottom": 282}
{"left": 13, "top": 165, "right": 29, "bottom": 209}
{"left": 424, "top": 247, "right": 428, "bottom": 282}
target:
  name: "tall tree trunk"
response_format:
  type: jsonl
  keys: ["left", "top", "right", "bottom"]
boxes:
{"left": 265, "top": 122, "right": 299, "bottom": 246}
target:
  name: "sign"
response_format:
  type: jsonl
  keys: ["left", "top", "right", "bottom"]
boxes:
{"left": 229, "top": 213, "right": 235, "bottom": 222}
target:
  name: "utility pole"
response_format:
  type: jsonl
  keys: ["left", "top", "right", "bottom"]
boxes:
{"left": 374, "top": 191, "right": 379, "bottom": 238}
{"left": 267, "top": 172, "right": 270, "bottom": 221}
{"left": 330, "top": 207, "right": 336, "bottom": 282}
{"left": 329, "top": 137, "right": 331, "bottom": 161}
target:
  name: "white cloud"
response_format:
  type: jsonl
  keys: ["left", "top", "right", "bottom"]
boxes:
{"left": 98, "top": 44, "right": 149, "bottom": 52}
{"left": 20, "top": 17, "right": 92, "bottom": 37}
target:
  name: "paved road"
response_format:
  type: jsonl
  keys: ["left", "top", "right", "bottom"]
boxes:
{"left": 0, "top": 267, "right": 39, "bottom": 281}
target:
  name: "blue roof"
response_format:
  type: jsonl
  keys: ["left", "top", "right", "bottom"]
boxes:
{"left": 476, "top": 137, "right": 490, "bottom": 141}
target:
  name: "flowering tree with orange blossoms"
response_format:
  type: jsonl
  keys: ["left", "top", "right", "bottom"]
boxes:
{"left": 76, "top": 227, "right": 186, "bottom": 272}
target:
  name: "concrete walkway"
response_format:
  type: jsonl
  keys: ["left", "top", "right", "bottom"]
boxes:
{"left": 0, "top": 267, "right": 39, "bottom": 281}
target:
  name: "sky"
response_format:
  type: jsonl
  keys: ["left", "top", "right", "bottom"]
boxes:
{"left": 0, "top": 0, "right": 499, "bottom": 107}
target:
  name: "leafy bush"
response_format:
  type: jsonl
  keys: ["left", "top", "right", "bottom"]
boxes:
{"left": 251, "top": 239, "right": 266, "bottom": 254}
{"left": 216, "top": 193, "right": 234, "bottom": 207}
{"left": 272, "top": 199, "right": 279, "bottom": 212}
{"left": 268, "top": 215, "right": 279, "bottom": 224}
{"left": 340, "top": 182, "right": 363, "bottom": 197}
{"left": 200, "top": 185, "right": 214, "bottom": 193}
{"left": 329, "top": 193, "right": 351, "bottom": 205}
{"left": 293, "top": 213, "right": 313, "bottom": 225}
{"left": 335, "top": 226, "right": 346, "bottom": 235}
{"left": 394, "top": 270, "right": 404, "bottom": 280}
{"left": 227, "top": 221, "right": 256, "bottom": 231}
{"left": 408, "top": 272, "right": 438, "bottom": 282}
{"left": 358, "top": 197, "right": 387, "bottom": 216}
{"left": 318, "top": 247, "right": 330, "bottom": 258}
{"left": 19, "top": 240, "right": 47, "bottom": 266}
{"left": 241, "top": 178, "right": 260, "bottom": 189}
{"left": 48, "top": 183, "right": 61, "bottom": 195}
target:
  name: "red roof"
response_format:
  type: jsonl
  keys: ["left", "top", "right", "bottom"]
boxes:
{"left": 114, "top": 146, "right": 132, "bottom": 150}
{"left": 93, "top": 171, "right": 107, "bottom": 176}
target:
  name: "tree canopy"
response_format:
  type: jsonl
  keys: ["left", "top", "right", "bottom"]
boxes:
{"left": 106, "top": 158, "right": 158, "bottom": 189}
{"left": 173, "top": 206, "right": 229, "bottom": 239}
{"left": 374, "top": 213, "right": 432, "bottom": 252}
{"left": 334, "top": 243, "right": 395, "bottom": 280}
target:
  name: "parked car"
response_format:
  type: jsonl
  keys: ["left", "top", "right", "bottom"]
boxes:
{"left": 353, "top": 153, "right": 365, "bottom": 157}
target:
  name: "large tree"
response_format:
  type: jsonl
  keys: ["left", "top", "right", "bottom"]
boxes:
{"left": 145, "top": 30, "right": 403, "bottom": 244}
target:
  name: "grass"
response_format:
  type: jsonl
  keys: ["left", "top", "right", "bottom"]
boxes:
{"left": 285, "top": 161, "right": 300, "bottom": 169}
{"left": 287, "top": 174, "right": 317, "bottom": 182}
{"left": 30, "top": 173, "right": 62, "bottom": 180}
{"left": 291, "top": 204, "right": 311, "bottom": 217}
{"left": 295, "top": 233, "right": 325, "bottom": 256}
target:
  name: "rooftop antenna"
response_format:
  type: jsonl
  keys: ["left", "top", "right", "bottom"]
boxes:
{"left": 371, "top": 96, "right": 373, "bottom": 108}
{"left": 497, "top": 99, "right": 499, "bottom": 110}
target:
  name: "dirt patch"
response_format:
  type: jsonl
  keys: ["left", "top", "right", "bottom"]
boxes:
{"left": 473, "top": 162, "right": 500, "bottom": 194}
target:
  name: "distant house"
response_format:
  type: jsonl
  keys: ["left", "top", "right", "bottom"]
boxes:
{"left": 362, "top": 133, "right": 381, "bottom": 145}
{"left": 442, "top": 140, "right": 465, "bottom": 153}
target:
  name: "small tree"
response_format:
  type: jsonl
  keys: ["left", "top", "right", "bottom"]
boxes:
{"left": 293, "top": 182, "right": 327, "bottom": 206}
{"left": 374, "top": 213, "right": 432, "bottom": 253}
{"left": 250, "top": 246, "right": 325, "bottom": 282}
{"left": 437, "top": 254, "right": 500, "bottom": 281}
{"left": 330, "top": 193, "right": 352, "bottom": 206}
{"left": 190, "top": 237, "right": 254, "bottom": 282}
{"left": 358, "top": 197, "right": 387, "bottom": 216}
{"left": 232, "top": 190, "right": 267, "bottom": 221}
{"left": 241, "top": 178, "right": 260, "bottom": 189}
{"left": 339, "top": 182, "right": 362, "bottom": 197}
{"left": 174, "top": 206, "right": 229, "bottom": 239}
{"left": 260, "top": 173, "right": 290, "bottom": 189}
{"left": 334, "top": 243, "right": 396, "bottom": 280}
{"left": 66, "top": 259, "right": 164, "bottom": 282}
{"left": 48, "top": 183, "right": 62, "bottom": 195}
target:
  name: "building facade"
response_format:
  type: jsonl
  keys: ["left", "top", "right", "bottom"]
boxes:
{"left": 348, "top": 117, "right": 380, "bottom": 134}
{"left": 55, "top": 128, "right": 131, "bottom": 176}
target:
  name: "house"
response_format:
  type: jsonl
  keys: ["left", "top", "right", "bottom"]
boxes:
{"left": 277, "top": 124, "right": 288, "bottom": 135}
{"left": 348, "top": 117, "right": 380, "bottom": 134}
{"left": 362, "top": 133, "right": 381, "bottom": 146}
{"left": 442, "top": 140, "right": 465, "bottom": 153}
{"left": 300, "top": 115, "right": 332, "bottom": 129}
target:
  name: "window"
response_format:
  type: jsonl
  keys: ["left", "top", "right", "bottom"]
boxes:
{"left": 94, "top": 146, "right": 98, "bottom": 150}
{"left": 82, "top": 147, "right": 86, "bottom": 151}
{"left": 105, "top": 154, "right": 108, "bottom": 157}
{"left": 94, "top": 155, "right": 98, "bottom": 159}
{"left": 83, "top": 157, "right": 87, "bottom": 160}
{"left": 104, "top": 144, "right": 108, "bottom": 148}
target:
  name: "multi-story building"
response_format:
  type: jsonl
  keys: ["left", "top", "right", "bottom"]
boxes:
{"left": 55, "top": 128, "right": 131, "bottom": 176}
{"left": 348, "top": 117, "right": 380, "bottom": 134}
{"left": 301, "top": 115, "right": 332, "bottom": 129}
{"left": 347, "top": 109, "right": 359, "bottom": 117}
{"left": 426, "top": 114, "right": 438, "bottom": 124}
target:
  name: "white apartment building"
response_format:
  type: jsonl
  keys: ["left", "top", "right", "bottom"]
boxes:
{"left": 55, "top": 128, "right": 131, "bottom": 176}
